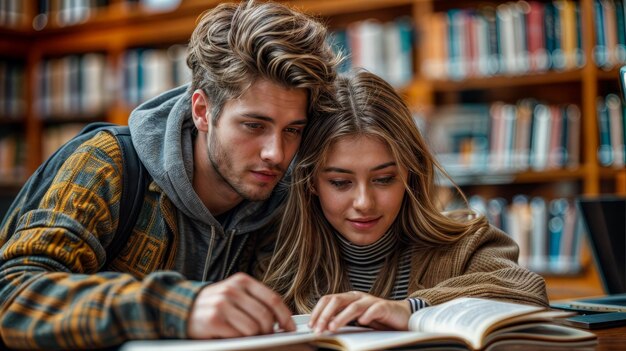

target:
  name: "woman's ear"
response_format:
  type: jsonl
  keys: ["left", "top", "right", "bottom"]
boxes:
{"left": 310, "top": 182, "right": 318, "bottom": 196}
{"left": 191, "top": 89, "right": 211, "bottom": 132}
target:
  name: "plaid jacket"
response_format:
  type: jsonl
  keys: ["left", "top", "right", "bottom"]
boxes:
{"left": 0, "top": 131, "right": 248, "bottom": 349}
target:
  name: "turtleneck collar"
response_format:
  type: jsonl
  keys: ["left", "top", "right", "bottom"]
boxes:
{"left": 335, "top": 230, "right": 396, "bottom": 265}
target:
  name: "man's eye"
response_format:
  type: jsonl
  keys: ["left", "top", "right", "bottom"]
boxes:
{"left": 284, "top": 127, "right": 303, "bottom": 136}
{"left": 244, "top": 123, "right": 263, "bottom": 130}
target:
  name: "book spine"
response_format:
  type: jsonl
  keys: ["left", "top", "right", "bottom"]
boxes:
{"left": 607, "top": 93, "right": 624, "bottom": 167}
{"left": 566, "top": 104, "right": 581, "bottom": 169}
{"left": 593, "top": 0, "right": 608, "bottom": 67}
{"left": 597, "top": 95, "right": 614, "bottom": 166}
{"left": 615, "top": 0, "right": 626, "bottom": 62}
{"left": 530, "top": 196, "right": 548, "bottom": 272}
{"left": 530, "top": 103, "right": 551, "bottom": 170}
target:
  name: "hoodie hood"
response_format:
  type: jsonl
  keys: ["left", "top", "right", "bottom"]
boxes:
{"left": 128, "top": 85, "right": 216, "bottom": 226}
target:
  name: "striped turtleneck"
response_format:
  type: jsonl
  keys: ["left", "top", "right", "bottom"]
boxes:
{"left": 335, "top": 231, "right": 428, "bottom": 313}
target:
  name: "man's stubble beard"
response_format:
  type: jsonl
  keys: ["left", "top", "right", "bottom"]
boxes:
{"left": 207, "top": 131, "right": 275, "bottom": 202}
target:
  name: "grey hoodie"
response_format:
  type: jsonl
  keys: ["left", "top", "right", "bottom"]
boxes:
{"left": 128, "top": 85, "right": 287, "bottom": 283}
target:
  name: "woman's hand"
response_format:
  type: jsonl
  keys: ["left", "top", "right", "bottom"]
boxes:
{"left": 309, "top": 291, "right": 411, "bottom": 333}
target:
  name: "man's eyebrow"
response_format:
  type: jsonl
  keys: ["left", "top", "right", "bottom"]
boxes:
{"left": 322, "top": 162, "right": 396, "bottom": 174}
{"left": 242, "top": 113, "right": 307, "bottom": 125}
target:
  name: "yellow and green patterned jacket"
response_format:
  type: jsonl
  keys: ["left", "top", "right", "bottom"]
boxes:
{"left": 0, "top": 131, "right": 275, "bottom": 350}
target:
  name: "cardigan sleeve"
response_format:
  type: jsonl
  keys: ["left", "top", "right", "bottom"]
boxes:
{"left": 407, "top": 225, "right": 549, "bottom": 308}
{"left": 0, "top": 132, "right": 206, "bottom": 350}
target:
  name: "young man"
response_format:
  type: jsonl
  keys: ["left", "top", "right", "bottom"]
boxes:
{"left": 0, "top": 1, "right": 339, "bottom": 349}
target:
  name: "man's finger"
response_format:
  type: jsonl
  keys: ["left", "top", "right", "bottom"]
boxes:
{"left": 230, "top": 287, "right": 276, "bottom": 334}
{"left": 237, "top": 274, "right": 295, "bottom": 331}
{"left": 224, "top": 303, "right": 264, "bottom": 336}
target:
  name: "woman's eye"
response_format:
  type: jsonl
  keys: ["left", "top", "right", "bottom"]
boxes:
{"left": 374, "top": 176, "right": 395, "bottom": 185}
{"left": 329, "top": 180, "right": 350, "bottom": 189}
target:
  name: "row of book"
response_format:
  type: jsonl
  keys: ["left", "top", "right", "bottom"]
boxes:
{"left": 37, "top": 53, "right": 110, "bottom": 119}
{"left": 122, "top": 45, "right": 190, "bottom": 107}
{"left": 42, "top": 123, "right": 87, "bottom": 161}
{"left": 597, "top": 93, "right": 626, "bottom": 167}
{"left": 469, "top": 195, "right": 581, "bottom": 274}
{"left": 0, "top": 132, "right": 26, "bottom": 182}
{"left": 428, "top": 100, "right": 581, "bottom": 176}
{"left": 328, "top": 17, "right": 414, "bottom": 87}
{"left": 0, "top": 60, "right": 26, "bottom": 120}
{"left": 0, "top": 124, "right": 89, "bottom": 177}
{"left": 33, "top": 0, "right": 109, "bottom": 29}
{"left": 32, "top": 0, "right": 185, "bottom": 29}
{"left": 0, "top": 0, "right": 27, "bottom": 29}
{"left": 35, "top": 44, "right": 191, "bottom": 119}
{"left": 422, "top": 1, "right": 585, "bottom": 80}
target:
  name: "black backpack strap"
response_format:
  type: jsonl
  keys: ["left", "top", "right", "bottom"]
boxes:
{"left": 105, "top": 127, "right": 147, "bottom": 267}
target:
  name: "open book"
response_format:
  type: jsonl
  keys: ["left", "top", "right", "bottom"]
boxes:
{"left": 120, "top": 297, "right": 596, "bottom": 351}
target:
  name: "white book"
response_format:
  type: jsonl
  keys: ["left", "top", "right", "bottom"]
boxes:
{"left": 501, "top": 104, "right": 517, "bottom": 169}
{"left": 529, "top": 196, "right": 548, "bottom": 272}
{"left": 530, "top": 104, "right": 551, "bottom": 171}
{"left": 141, "top": 49, "right": 172, "bottom": 102}
{"left": 81, "top": 53, "right": 106, "bottom": 116}
{"left": 511, "top": 2, "right": 529, "bottom": 74}
{"left": 496, "top": 4, "right": 516, "bottom": 74}
{"left": 356, "top": 20, "right": 386, "bottom": 81}
{"left": 384, "top": 18, "right": 412, "bottom": 87}
{"left": 119, "top": 298, "right": 595, "bottom": 351}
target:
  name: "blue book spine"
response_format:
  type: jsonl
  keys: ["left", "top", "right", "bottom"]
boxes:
{"left": 544, "top": 2, "right": 556, "bottom": 69}
{"left": 593, "top": 0, "right": 607, "bottom": 67}
{"left": 598, "top": 96, "right": 613, "bottom": 166}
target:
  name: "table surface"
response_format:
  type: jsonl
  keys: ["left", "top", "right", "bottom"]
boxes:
{"left": 592, "top": 325, "right": 626, "bottom": 350}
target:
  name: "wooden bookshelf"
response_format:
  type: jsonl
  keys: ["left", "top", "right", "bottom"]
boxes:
{"left": 1, "top": 0, "right": 625, "bottom": 300}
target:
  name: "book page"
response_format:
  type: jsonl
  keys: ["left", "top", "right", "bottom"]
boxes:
{"left": 119, "top": 330, "right": 318, "bottom": 351}
{"left": 484, "top": 322, "right": 596, "bottom": 346}
{"left": 120, "top": 315, "right": 317, "bottom": 351}
{"left": 318, "top": 330, "right": 467, "bottom": 351}
{"left": 408, "top": 297, "right": 543, "bottom": 349}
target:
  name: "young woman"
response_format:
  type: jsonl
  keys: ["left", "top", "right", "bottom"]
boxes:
{"left": 261, "top": 70, "right": 548, "bottom": 334}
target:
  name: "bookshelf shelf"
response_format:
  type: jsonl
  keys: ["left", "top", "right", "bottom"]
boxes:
{"left": 430, "top": 70, "right": 585, "bottom": 91}
{"left": 448, "top": 168, "right": 586, "bottom": 186}
{"left": 599, "top": 167, "right": 626, "bottom": 179}
{"left": 287, "top": 0, "right": 414, "bottom": 16}
{"left": 597, "top": 67, "right": 624, "bottom": 81}
{"left": 0, "top": 119, "right": 24, "bottom": 125}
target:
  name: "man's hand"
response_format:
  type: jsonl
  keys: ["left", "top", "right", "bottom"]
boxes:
{"left": 187, "top": 272, "right": 295, "bottom": 339}
{"left": 309, "top": 291, "right": 411, "bottom": 333}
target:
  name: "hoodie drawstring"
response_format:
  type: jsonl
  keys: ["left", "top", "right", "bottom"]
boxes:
{"left": 202, "top": 226, "right": 216, "bottom": 282}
